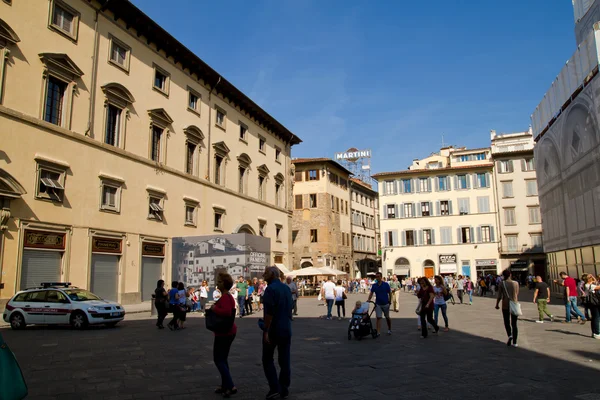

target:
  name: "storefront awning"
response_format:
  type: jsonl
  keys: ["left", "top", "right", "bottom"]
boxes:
{"left": 394, "top": 267, "right": 409, "bottom": 276}
{"left": 275, "top": 263, "right": 290, "bottom": 275}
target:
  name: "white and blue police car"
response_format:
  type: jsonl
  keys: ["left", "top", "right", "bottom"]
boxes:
{"left": 3, "top": 282, "right": 125, "bottom": 330}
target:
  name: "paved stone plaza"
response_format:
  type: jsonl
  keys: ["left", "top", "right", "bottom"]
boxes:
{"left": 2, "top": 291, "right": 599, "bottom": 400}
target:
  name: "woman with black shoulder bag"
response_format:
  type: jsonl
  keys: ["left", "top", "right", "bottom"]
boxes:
{"left": 154, "top": 280, "right": 169, "bottom": 329}
{"left": 335, "top": 279, "right": 347, "bottom": 320}
{"left": 208, "top": 272, "right": 238, "bottom": 397}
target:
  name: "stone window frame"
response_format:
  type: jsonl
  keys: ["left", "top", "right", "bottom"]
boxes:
{"left": 187, "top": 86, "right": 201, "bottom": 116}
{"left": 215, "top": 105, "right": 227, "bottom": 130}
{"left": 213, "top": 206, "right": 226, "bottom": 232}
{"left": 257, "top": 164, "right": 270, "bottom": 201}
{"left": 34, "top": 155, "right": 69, "bottom": 203}
{"left": 237, "top": 153, "right": 252, "bottom": 195}
{"left": 0, "top": 18, "right": 20, "bottom": 105}
{"left": 38, "top": 53, "right": 83, "bottom": 130}
{"left": 101, "top": 83, "right": 135, "bottom": 149}
{"left": 48, "top": 0, "right": 80, "bottom": 42}
{"left": 183, "top": 196, "right": 200, "bottom": 227}
{"left": 147, "top": 186, "right": 166, "bottom": 222}
{"left": 98, "top": 173, "right": 124, "bottom": 214}
{"left": 152, "top": 63, "right": 170, "bottom": 97}
{"left": 258, "top": 218, "right": 267, "bottom": 237}
{"left": 108, "top": 34, "right": 131, "bottom": 73}
{"left": 183, "top": 126, "right": 204, "bottom": 176}
{"left": 147, "top": 108, "right": 173, "bottom": 165}
{"left": 212, "top": 142, "right": 230, "bottom": 186}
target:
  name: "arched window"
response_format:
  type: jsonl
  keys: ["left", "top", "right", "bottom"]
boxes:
{"left": 101, "top": 83, "right": 135, "bottom": 148}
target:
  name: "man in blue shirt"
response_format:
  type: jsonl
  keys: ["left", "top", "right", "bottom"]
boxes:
{"left": 261, "top": 266, "right": 293, "bottom": 399}
{"left": 367, "top": 272, "right": 392, "bottom": 337}
{"left": 167, "top": 281, "right": 180, "bottom": 331}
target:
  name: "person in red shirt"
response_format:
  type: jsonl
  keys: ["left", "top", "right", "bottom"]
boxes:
{"left": 555, "top": 272, "right": 587, "bottom": 324}
{"left": 211, "top": 272, "right": 238, "bottom": 397}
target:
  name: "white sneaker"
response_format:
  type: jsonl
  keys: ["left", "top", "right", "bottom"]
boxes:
{"left": 593, "top": 334, "right": 600, "bottom": 340}
{"left": 535, "top": 320, "right": 544, "bottom": 324}
{"left": 387, "top": 330, "right": 392, "bottom": 335}
{"left": 512, "top": 343, "right": 519, "bottom": 347}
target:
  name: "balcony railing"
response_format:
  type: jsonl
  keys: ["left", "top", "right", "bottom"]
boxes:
{"left": 531, "top": 28, "right": 600, "bottom": 138}
{"left": 499, "top": 245, "right": 544, "bottom": 255}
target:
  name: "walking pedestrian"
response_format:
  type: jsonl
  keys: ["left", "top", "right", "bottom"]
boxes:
{"left": 417, "top": 277, "right": 439, "bottom": 338}
{"left": 334, "top": 279, "right": 346, "bottom": 320}
{"left": 367, "top": 272, "right": 392, "bottom": 336}
{"left": 321, "top": 276, "right": 336, "bottom": 320}
{"left": 213, "top": 286, "right": 222, "bottom": 301}
{"left": 533, "top": 276, "right": 553, "bottom": 323}
{"left": 582, "top": 274, "right": 599, "bottom": 339}
{"left": 167, "top": 281, "right": 180, "bottom": 331}
{"left": 456, "top": 275, "right": 465, "bottom": 304}
{"left": 495, "top": 269, "right": 519, "bottom": 347}
{"left": 286, "top": 276, "right": 298, "bottom": 317}
{"left": 258, "top": 279, "right": 267, "bottom": 311}
{"left": 154, "top": 279, "right": 168, "bottom": 329}
{"left": 555, "top": 272, "right": 587, "bottom": 324}
{"left": 465, "top": 276, "right": 474, "bottom": 305}
{"left": 433, "top": 276, "right": 449, "bottom": 331}
{"left": 211, "top": 272, "right": 238, "bottom": 397}
{"left": 177, "top": 282, "right": 187, "bottom": 329}
{"left": 261, "top": 266, "right": 293, "bottom": 399}
{"left": 236, "top": 276, "right": 248, "bottom": 318}
{"left": 199, "top": 280, "right": 209, "bottom": 315}
{"left": 245, "top": 280, "right": 254, "bottom": 316}
{"left": 389, "top": 275, "right": 401, "bottom": 312}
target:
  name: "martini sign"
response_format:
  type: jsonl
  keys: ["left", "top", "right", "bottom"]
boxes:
{"left": 335, "top": 148, "right": 371, "bottom": 162}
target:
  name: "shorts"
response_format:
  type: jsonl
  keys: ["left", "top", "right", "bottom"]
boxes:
{"left": 375, "top": 303, "right": 390, "bottom": 319}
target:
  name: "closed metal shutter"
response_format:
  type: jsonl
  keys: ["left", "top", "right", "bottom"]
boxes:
{"left": 141, "top": 257, "right": 162, "bottom": 301}
{"left": 20, "top": 250, "right": 61, "bottom": 290}
{"left": 91, "top": 254, "right": 119, "bottom": 301}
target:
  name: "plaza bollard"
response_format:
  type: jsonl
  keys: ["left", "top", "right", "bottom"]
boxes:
{"left": 151, "top": 295, "right": 157, "bottom": 316}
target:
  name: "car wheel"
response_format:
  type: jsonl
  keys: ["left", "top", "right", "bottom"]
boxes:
{"left": 10, "top": 313, "right": 26, "bottom": 330}
{"left": 105, "top": 322, "right": 119, "bottom": 328}
{"left": 70, "top": 311, "right": 89, "bottom": 329}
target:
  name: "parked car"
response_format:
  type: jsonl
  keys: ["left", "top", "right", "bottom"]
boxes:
{"left": 3, "top": 282, "right": 125, "bottom": 330}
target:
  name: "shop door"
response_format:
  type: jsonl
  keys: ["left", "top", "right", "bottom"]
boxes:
{"left": 424, "top": 267, "right": 434, "bottom": 278}
{"left": 91, "top": 254, "right": 119, "bottom": 301}
{"left": 141, "top": 257, "right": 162, "bottom": 302}
{"left": 20, "top": 250, "right": 61, "bottom": 290}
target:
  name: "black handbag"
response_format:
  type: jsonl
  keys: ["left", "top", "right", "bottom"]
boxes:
{"left": 205, "top": 307, "right": 235, "bottom": 333}
{"left": 585, "top": 291, "right": 600, "bottom": 306}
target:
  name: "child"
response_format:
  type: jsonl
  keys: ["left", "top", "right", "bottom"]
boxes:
{"left": 352, "top": 301, "right": 369, "bottom": 317}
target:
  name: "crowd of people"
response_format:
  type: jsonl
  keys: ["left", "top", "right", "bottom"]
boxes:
{"left": 150, "top": 266, "right": 599, "bottom": 399}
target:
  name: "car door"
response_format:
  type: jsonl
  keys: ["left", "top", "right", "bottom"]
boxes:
{"left": 44, "top": 290, "right": 72, "bottom": 325}
{"left": 21, "top": 290, "right": 48, "bottom": 324}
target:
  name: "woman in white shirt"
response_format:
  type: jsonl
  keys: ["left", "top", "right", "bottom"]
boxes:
{"left": 334, "top": 279, "right": 347, "bottom": 320}
{"left": 583, "top": 274, "right": 600, "bottom": 339}
{"left": 199, "top": 280, "right": 209, "bottom": 315}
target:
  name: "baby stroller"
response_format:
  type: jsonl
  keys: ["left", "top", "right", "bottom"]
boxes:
{"left": 348, "top": 301, "right": 378, "bottom": 340}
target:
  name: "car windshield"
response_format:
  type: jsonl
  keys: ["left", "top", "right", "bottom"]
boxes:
{"left": 64, "top": 289, "right": 101, "bottom": 302}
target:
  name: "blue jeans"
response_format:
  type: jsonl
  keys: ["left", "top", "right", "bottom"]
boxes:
{"left": 238, "top": 296, "right": 246, "bottom": 316}
{"left": 214, "top": 334, "right": 236, "bottom": 390}
{"left": 262, "top": 334, "right": 291, "bottom": 393}
{"left": 466, "top": 290, "right": 473, "bottom": 303}
{"left": 565, "top": 296, "right": 586, "bottom": 322}
{"left": 434, "top": 303, "right": 448, "bottom": 328}
{"left": 326, "top": 299, "right": 334, "bottom": 318}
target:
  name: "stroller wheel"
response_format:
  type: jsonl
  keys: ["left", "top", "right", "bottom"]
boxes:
{"left": 371, "top": 329, "right": 378, "bottom": 339}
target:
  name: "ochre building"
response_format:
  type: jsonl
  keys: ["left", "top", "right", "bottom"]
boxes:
{"left": 0, "top": 0, "right": 300, "bottom": 306}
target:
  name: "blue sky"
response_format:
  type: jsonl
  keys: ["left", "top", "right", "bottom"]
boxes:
{"left": 132, "top": 0, "right": 575, "bottom": 173}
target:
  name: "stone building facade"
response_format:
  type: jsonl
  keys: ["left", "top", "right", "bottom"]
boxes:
{"left": 349, "top": 178, "right": 379, "bottom": 278}
{"left": 290, "top": 159, "right": 353, "bottom": 274}
{"left": 0, "top": 0, "right": 300, "bottom": 306}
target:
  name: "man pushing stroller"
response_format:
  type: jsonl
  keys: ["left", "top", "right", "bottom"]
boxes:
{"left": 367, "top": 272, "right": 392, "bottom": 337}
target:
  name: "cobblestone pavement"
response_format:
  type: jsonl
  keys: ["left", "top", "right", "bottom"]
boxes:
{"left": 2, "top": 290, "right": 600, "bottom": 400}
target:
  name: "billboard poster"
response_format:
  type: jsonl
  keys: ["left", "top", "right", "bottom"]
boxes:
{"left": 172, "top": 234, "right": 271, "bottom": 290}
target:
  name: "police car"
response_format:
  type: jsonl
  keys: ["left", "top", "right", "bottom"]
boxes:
{"left": 3, "top": 282, "right": 125, "bottom": 330}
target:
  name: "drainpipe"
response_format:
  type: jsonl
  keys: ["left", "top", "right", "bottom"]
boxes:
{"left": 206, "top": 77, "right": 222, "bottom": 179}
{"left": 85, "top": 3, "right": 107, "bottom": 137}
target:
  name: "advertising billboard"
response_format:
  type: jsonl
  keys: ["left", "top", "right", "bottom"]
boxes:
{"left": 172, "top": 234, "right": 271, "bottom": 289}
